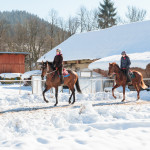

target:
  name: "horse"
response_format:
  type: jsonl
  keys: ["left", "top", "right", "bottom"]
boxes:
{"left": 108, "top": 62, "right": 147, "bottom": 102}
{"left": 41, "top": 61, "right": 82, "bottom": 106}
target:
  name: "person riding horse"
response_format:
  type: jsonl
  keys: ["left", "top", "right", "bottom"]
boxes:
{"left": 120, "top": 51, "right": 131, "bottom": 84}
{"left": 53, "top": 48, "right": 64, "bottom": 84}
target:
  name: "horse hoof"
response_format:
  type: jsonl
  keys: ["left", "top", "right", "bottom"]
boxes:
{"left": 121, "top": 99, "right": 125, "bottom": 102}
{"left": 44, "top": 100, "right": 49, "bottom": 103}
{"left": 113, "top": 96, "right": 117, "bottom": 99}
{"left": 54, "top": 103, "right": 58, "bottom": 106}
{"left": 71, "top": 102, "right": 75, "bottom": 105}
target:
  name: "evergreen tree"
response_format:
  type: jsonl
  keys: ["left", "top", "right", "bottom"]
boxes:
{"left": 98, "top": 0, "right": 117, "bottom": 29}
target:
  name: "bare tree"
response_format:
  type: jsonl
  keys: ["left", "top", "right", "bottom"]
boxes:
{"left": 67, "top": 16, "right": 79, "bottom": 35}
{"left": 126, "top": 6, "right": 147, "bottom": 22}
{"left": 24, "top": 17, "right": 51, "bottom": 69}
{"left": 48, "top": 9, "right": 58, "bottom": 49}
{"left": 12, "top": 23, "right": 28, "bottom": 52}
{"left": 0, "top": 19, "right": 10, "bottom": 51}
{"left": 78, "top": 6, "right": 87, "bottom": 32}
{"left": 84, "top": 9, "right": 99, "bottom": 31}
{"left": 57, "top": 17, "right": 67, "bottom": 44}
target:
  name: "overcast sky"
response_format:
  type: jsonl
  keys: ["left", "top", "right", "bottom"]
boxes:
{"left": 0, "top": 0, "right": 150, "bottom": 21}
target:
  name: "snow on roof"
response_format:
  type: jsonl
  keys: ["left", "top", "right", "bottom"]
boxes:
{"left": 0, "top": 73, "right": 22, "bottom": 79}
{"left": 88, "top": 52, "right": 150, "bottom": 71}
{"left": 21, "top": 70, "right": 41, "bottom": 79}
{"left": 37, "top": 20, "right": 150, "bottom": 62}
{"left": 0, "top": 52, "right": 30, "bottom": 55}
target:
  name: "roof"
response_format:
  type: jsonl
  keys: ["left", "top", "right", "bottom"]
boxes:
{"left": 0, "top": 52, "right": 30, "bottom": 55}
{"left": 88, "top": 52, "right": 150, "bottom": 71}
{"left": 37, "top": 20, "right": 150, "bottom": 62}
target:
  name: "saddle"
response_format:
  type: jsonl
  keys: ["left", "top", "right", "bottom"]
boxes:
{"left": 129, "top": 70, "right": 135, "bottom": 79}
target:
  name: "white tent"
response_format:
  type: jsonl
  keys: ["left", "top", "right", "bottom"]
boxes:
{"left": 37, "top": 20, "right": 150, "bottom": 62}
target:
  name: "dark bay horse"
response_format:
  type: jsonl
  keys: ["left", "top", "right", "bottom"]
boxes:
{"left": 108, "top": 62, "right": 147, "bottom": 102}
{"left": 41, "top": 61, "right": 82, "bottom": 106}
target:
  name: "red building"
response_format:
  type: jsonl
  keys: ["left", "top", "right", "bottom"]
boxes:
{"left": 0, "top": 52, "right": 30, "bottom": 74}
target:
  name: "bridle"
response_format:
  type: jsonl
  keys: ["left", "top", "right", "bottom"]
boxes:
{"left": 46, "top": 70, "right": 57, "bottom": 75}
{"left": 41, "top": 63, "right": 57, "bottom": 76}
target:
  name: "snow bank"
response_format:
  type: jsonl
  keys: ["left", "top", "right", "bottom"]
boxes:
{"left": 0, "top": 73, "right": 22, "bottom": 79}
{"left": 37, "top": 20, "right": 150, "bottom": 62}
{"left": 21, "top": 70, "right": 41, "bottom": 79}
{"left": 89, "top": 52, "right": 150, "bottom": 70}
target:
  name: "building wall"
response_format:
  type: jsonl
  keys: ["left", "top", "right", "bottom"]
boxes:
{"left": 0, "top": 54, "right": 25, "bottom": 73}
{"left": 63, "top": 59, "right": 95, "bottom": 71}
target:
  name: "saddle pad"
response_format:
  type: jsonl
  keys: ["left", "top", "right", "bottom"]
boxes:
{"left": 59, "top": 74, "right": 70, "bottom": 78}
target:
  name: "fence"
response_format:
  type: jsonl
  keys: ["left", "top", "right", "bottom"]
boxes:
{"left": 0, "top": 78, "right": 150, "bottom": 95}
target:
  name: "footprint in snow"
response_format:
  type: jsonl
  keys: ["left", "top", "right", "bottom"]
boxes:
{"left": 37, "top": 138, "right": 49, "bottom": 144}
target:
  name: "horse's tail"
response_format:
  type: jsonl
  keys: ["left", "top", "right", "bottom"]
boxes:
{"left": 75, "top": 77, "right": 82, "bottom": 93}
{"left": 139, "top": 74, "right": 148, "bottom": 89}
{"left": 140, "top": 78, "right": 148, "bottom": 89}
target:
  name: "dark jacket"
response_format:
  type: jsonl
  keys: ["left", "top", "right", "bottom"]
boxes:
{"left": 120, "top": 55, "right": 131, "bottom": 69}
{"left": 53, "top": 54, "right": 63, "bottom": 68}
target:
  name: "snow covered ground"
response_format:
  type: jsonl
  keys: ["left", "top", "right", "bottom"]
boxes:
{"left": 0, "top": 83, "right": 150, "bottom": 150}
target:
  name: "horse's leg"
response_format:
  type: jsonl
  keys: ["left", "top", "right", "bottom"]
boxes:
{"left": 136, "top": 84, "right": 140, "bottom": 100}
{"left": 133, "top": 83, "right": 140, "bottom": 100}
{"left": 72, "top": 88, "right": 75, "bottom": 104}
{"left": 54, "top": 87, "right": 58, "bottom": 106}
{"left": 122, "top": 85, "right": 126, "bottom": 102}
{"left": 68, "top": 93, "right": 73, "bottom": 104}
{"left": 112, "top": 84, "right": 120, "bottom": 99}
{"left": 43, "top": 86, "right": 50, "bottom": 103}
{"left": 68, "top": 84, "right": 75, "bottom": 104}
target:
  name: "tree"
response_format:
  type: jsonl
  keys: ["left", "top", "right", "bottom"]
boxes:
{"left": 0, "top": 19, "right": 10, "bottom": 51}
{"left": 48, "top": 9, "right": 58, "bottom": 49}
{"left": 67, "top": 16, "right": 79, "bottom": 35}
{"left": 98, "top": 0, "right": 117, "bottom": 29}
{"left": 126, "top": 6, "right": 147, "bottom": 22}
{"left": 84, "top": 9, "right": 99, "bottom": 31}
{"left": 78, "top": 6, "right": 87, "bottom": 32}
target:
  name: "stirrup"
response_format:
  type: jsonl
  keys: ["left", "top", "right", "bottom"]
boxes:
{"left": 127, "top": 81, "right": 132, "bottom": 85}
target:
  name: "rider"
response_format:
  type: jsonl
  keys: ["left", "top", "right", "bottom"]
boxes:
{"left": 53, "top": 48, "right": 64, "bottom": 84}
{"left": 120, "top": 51, "right": 131, "bottom": 84}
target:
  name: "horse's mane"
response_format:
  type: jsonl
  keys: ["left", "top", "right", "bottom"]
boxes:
{"left": 112, "top": 62, "right": 120, "bottom": 69}
{"left": 115, "top": 63, "right": 120, "bottom": 69}
{"left": 47, "top": 62, "right": 55, "bottom": 70}
{"left": 43, "top": 61, "right": 55, "bottom": 70}
{"left": 111, "top": 62, "right": 122, "bottom": 72}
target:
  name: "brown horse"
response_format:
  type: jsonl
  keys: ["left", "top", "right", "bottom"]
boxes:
{"left": 41, "top": 61, "right": 82, "bottom": 106}
{"left": 108, "top": 62, "right": 147, "bottom": 102}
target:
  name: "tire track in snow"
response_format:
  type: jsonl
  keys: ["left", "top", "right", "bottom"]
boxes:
{"left": 0, "top": 100, "right": 150, "bottom": 115}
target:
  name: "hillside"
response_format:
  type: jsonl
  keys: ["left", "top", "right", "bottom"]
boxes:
{"left": 0, "top": 11, "right": 70, "bottom": 69}
{"left": 0, "top": 10, "right": 57, "bottom": 29}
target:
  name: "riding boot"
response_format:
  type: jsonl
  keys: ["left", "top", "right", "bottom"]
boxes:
{"left": 127, "top": 74, "right": 132, "bottom": 85}
{"left": 60, "top": 75, "right": 64, "bottom": 84}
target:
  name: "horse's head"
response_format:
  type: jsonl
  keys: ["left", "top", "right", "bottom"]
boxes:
{"left": 41, "top": 61, "right": 47, "bottom": 79}
{"left": 108, "top": 62, "right": 119, "bottom": 77}
{"left": 40, "top": 61, "right": 55, "bottom": 79}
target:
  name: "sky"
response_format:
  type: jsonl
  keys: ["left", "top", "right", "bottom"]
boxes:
{"left": 0, "top": 0, "right": 150, "bottom": 21}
